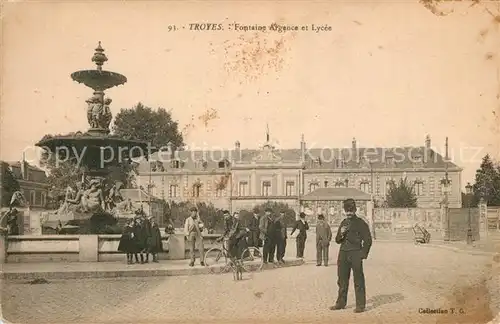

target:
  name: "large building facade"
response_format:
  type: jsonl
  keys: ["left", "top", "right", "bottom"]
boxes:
{"left": 136, "top": 134, "right": 462, "bottom": 212}
{"left": 1, "top": 160, "right": 49, "bottom": 208}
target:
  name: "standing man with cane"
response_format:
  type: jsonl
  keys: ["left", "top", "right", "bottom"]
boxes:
{"left": 330, "top": 198, "right": 372, "bottom": 313}
{"left": 184, "top": 207, "right": 205, "bottom": 267}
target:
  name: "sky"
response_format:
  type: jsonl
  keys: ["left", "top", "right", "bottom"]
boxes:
{"left": 1, "top": 1, "right": 499, "bottom": 187}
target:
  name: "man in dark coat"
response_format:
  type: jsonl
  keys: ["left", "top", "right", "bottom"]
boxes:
{"left": 259, "top": 208, "right": 275, "bottom": 264}
{"left": 330, "top": 199, "right": 373, "bottom": 313}
{"left": 228, "top": 212, "right": 249, "bottom": 260}
{"left": 247, "top": 207, "right": 261, "bottom": 254}
{"left": 148, "top": 217, "right": 163, "bottom": 262}
{"left": 275, "top": 211, "right": 287, "bottom": 264}
{"left": 290, "top": 212, "right": 309, "bottom": 259}
{"left": 216, "top": 210, "right": 234, "bottom": 256}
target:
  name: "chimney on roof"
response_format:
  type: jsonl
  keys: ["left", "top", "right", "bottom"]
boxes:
{"left": 300, "top": 134, "right": 306, "bottom": 162}
{"left": 352, "top": 137, "right": 358, "bottom": 162}
{"left": 425, "top": 135, "right": 431, "bottom": 149}
{"left": 235, "top": 141, "right": 241, "bottom": 161}
{"left": 21, "top": 153, "right": 29, "bottom": 180}
{"left": 445, "top": 137, "right": 449, "bottom": 161}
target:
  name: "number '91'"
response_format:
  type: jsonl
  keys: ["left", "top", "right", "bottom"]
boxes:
{"left": 167, "top": 25, "right": 177, "bottom": 32}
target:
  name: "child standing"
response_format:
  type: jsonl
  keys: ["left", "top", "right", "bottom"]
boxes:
{"left": 118, "top": 220, "right": 135, "bottom": 264}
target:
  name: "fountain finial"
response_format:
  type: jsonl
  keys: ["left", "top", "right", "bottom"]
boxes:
{"left": 91, "top": 41, "right": 108, "bottom": 71}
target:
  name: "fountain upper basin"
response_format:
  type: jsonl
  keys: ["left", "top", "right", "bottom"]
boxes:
{"left": 71, "top": 70, "right": 127, "bottom": 91}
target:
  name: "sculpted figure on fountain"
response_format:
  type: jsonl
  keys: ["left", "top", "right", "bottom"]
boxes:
{"left": 85, "top": 95, "right": 113, "bottom": 130}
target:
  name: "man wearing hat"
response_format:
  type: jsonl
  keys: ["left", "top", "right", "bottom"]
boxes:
{"left": 184, "top": 207, "right": 205, "bottom": 267}
{"left": 259, "top": 208, "right": 276, "bottom": 264}
{"left": 247, "top": 207, "right": 261, "bottom": 254}
{"left": 290, "top": 212, "right": 309, "bottom": 259}
{"left": 275, "top": 210, "right": 287, "bottom": 264}
{"left": 330, "top": 198, "right": 372, "bottom": 313}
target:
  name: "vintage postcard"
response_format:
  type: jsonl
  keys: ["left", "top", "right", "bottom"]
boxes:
{"left": 1, "top": 0, "right": 500, "bottom": 323}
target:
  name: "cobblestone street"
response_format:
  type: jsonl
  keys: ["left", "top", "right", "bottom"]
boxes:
{"left": 2, "top": 241, "right": 496, "bottom": 324}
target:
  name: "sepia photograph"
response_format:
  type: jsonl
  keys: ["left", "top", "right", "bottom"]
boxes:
{"left": 1, "top": 0, "right": 500, "bottom": 323}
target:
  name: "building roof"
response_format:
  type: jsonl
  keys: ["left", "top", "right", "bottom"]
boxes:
{"left": 121, "top": 188, "right": 163, "bottom": 203}
{"left": 300, "top": 188, "right": 372, "bottom": 201}
{"left": 136, "top": 145, "right": 460, "bottom": 174}
{"left": 4, "top": 161, "right": 45, "bottom": 172}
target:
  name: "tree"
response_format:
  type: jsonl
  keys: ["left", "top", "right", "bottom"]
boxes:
{"left": 164, "top": 201, "right": 224, "bottom": 232}
{"left": 472, "top": 154, "right": 500, "bottom": 206}
{"left": 385, "top": 177, "right": 418, "bottom": 208}
{"left": 112, "top": 103, "right": 184, "bottom": 150}
{"left": 240, "top": 201, "right": 296, "bottom": 227}
{"left": 1, "top": 161, "right": 21, "bottom": 207}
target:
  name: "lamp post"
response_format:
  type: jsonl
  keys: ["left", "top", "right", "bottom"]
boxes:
{"left": 466, "top": 182, "right": 473, "bottom": 244}
{"left": 370, "top": 161, "right": 376, "bottom": 240}
{"left": 441, "top": 176, "right": 451, "bottom": 240}
{"left": 441, "top": 137, "right": 451, "bottom": 241}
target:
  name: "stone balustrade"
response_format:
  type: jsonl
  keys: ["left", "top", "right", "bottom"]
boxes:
{"left": 1, "top": 233, "right": 220, "bottom": 263}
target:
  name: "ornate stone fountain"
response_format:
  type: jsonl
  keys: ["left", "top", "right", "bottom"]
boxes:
{"left": 36, "top": 42, "right": 152, "bottom": 224}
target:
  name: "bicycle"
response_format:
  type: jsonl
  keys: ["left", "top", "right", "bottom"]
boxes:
{"left": 204, "top": 240, "right": 243, "bottom": 280}
{"left": 204, "top": 239, "right": 264, "bottom": 277}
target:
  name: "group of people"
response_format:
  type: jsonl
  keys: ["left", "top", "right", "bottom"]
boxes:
{"left": 117, "top": 210, "right": 164, "bottom": 264}
{"left": 121, "top": 199, "right": 373, "bottom": 314}
{"left": 259, "top": 208, "right": 294, "bottom": 264}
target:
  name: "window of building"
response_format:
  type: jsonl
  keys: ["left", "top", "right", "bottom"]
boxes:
{"left": 414, "top": 181, "right": 424, "bottom": 196}
{"left": 360, "top": 182, "right": 370, "bottom": 193}
{"left": 172, "top": 160, "right": 181, "bottom": 169}
{"left": 218, "top": 159, "right": 230, "bottom": 169}
{"left": 385, "top": 179, "right": 395, "bottom": 194}
{"left": 440, "top": 179, "right": 452, "bottom": 193}
{"left": 324, "top": 180, "right": 329, "bottom": 188}
{"left": 335, "top": 158, "right": 345, "bottom": 168}
{"left": 386, "top": 156, "right": 395, "bottom": 167}
{"left": 169, "top": 184, "right": 179, "bottom": 198}
{"left": 215, "top": 188, "right": 224, "bottom": 198}
{"left": 360, "top": 156, "right": 370, "bottom": 168}
{"left": 41, "top": 192, "right": 46, "bottom": 207}
{"left": 413, "top": 155, "right": 423, "bottom": 167}
{"left": 309, "top": 182, "right": 319, "bottom": 193}
{"left": 262, "top": 181, "right": 271, "bottom": 196}
{"left": 196, "top": 159, "right": 208, "bottom": 170}
{"left": 239, "top": 181, "right": 248, "bottom": 196}
{"left": 30, "top": 191, "right": 36, "bottom": 206}
{"left": 334, "top": 179, "right": 347, "bottom": 188}
{"left": 192, "top": 185, "right": 201, "bottom": 198}
{"left": 285, "top": 181, "right": 295, "bottom": 196}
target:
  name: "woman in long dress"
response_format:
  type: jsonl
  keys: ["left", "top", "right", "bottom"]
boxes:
{"left": 148, "top": 218, "right": 163, "bottom": 263}
{"left": 118, "top": 220, "right": 135, "bottom": 264}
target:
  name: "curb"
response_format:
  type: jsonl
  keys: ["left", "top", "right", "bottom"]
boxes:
{"left": 1, "top": 259, "right": 305, "bottom": 281}
{"left": 420, "top": 243, "right": 500, "bottom": 257}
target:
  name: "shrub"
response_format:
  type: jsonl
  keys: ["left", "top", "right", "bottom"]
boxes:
{"left": 240, "top": 201, "right": 296, "bottom": 227}
{"left": 164, "top": 201, "right": 225, "bottom": 233}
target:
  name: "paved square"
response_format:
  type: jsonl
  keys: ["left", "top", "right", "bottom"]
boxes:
{"left": 1, "top": 241, "right": 496, "bottom": 323}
